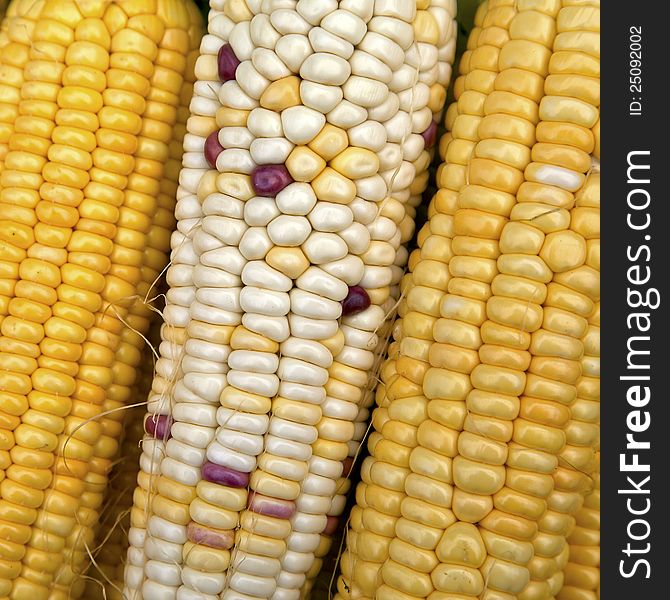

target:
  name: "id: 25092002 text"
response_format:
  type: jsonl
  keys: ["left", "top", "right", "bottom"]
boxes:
{"left": 629, "top": 26, "right": 643, "bottom": 116}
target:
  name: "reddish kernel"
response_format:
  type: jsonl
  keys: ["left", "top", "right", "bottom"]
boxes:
{"left": 422, "top": 120, "right": 438, "bottom": 148}
{"left": 248, "top": 492, "right": 296, "bottom": 519}
{"left": 323, "top": 516, "right": 339, "bottom": 536}
{"left": 342, "top": 286, "right": 371, "bottom": 316}
{"left": 204, "top": 130, "right": 224, "bottom": 168}
{"left": 187, "top": 522, "right": 234, "bottom": 549}
{"left": 201, "top": 461, "right": 249, "bottom": 488}
{"left": 218, "top": 44, "right": 240, "bottom": 82}
{"left": 251, "top": 165, "right": 293, "bottom": 197}
{"left": 144, "top": 414, "right": 172, "bottom": 439}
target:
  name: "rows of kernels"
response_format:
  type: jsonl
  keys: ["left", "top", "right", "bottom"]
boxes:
{"left": 524, "top": 189, "right": 600, "bottom": 600}
{"left": 456, "top": 4, "right": 579, "bottom": 598}
{"left": 53, "top": 7, "right": 203, "bottom": 598}
{"left": 0, "top": 0, "right": 43, "bottom": 396}
{"left": 0, "top": 3, "right": 89, "bottom": 597}
{"left": 123, "top": 0, "right": 456, "bottom": 598}
{"left": 520, "top": 6, "right": 600, "bottom": 596}
{"left": 335, "top": 1, "right": 602, "bottom": 598}
{"left": 0, "top": 1, "right": 40, "bottom": 533}
{"left": 85, "top": 315, "right": 164, "bottom": 599}
{"left": 335, "top": 2, "right": 515, "bottom": 598}
{"left": 173, "top": 10, "right": 267, "bottom": 600}
{"left": 303, "top": 321, "right": 391, "bottom": 600}
{"left": 308, "top": 1, "right": 459, "bottom": 596}
{"left": 442, "top": 3, "right": 593, "bottom": 598}
{"left": 123, "top": 2, "right": 234, "bottom": 598}
{"left": 556, "top": 456, "right": 600, "bottom": 600}
{"left": 0, "top": 0, "right": 42, "bottom": 175}
{"left": 121, "top": 13, "right": 203, "bottom": 597}
{"left": 530, "top": 298, "right": 600, "bottom": 599}
{"left": 85, "top": 390, "right": 151, "bottom": 599}
{"left": 0, "top": 1, "right": 198, "bottom": 598}
{"left": 17, "top": 4, "right": 168, "bottom": 595}
{"left": 248, "top": 2, "right": 455, "bottom": 598}
{"left": 96, "top": 407, "right": 148, "bottom": 600}
{"left": 193, "top": 1, "right": 360, "bottom": 594}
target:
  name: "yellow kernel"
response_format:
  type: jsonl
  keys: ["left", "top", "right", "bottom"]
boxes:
{"left": 260, "top": 76, "right": 301, "bottom": 111}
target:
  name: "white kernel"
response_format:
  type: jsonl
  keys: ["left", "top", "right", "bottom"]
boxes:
{"left": 216, "top": 428, "right": 264, "bottom": 456}
{"left": 321, "top": 254, "right": 365, "bottom": 286}
{"left": 281, "top": 105, "right": 326, "bottom": 144}
{"left": 249, "top": 137, "right": 294, "bottom": 165}
{"left": 326, "top": 100, "right": 368, "bottom": 130}
{"left": 280, "top": 337, "right": 333, "bottom": 368}
{"left": 242, "top": 312, "right": 290, "bottom": 342}
{"left": 275, "top": 34, "right": 313, "bottom": 73}
{"left": 247, "top": 107, "right": 283, "bottom": 138}
{"left": 271, "top": 9, "right": 312, "bottom": 35}
{"left": 240, "top": 286, "right": 291, "bottom": 317}
{"left": 300, "top": 52, "right": 351, "bottom": 86}
{"left": 242, "top": 261, "right": 293, "bottom": 293}
{"left": 302, "top": 232, "right": 348, "bottom": 264}
{"left": 300, "top": 80, "right": 343, "bottom": 114}
{"left": 268, "top": 215, "right": 312, "bottom": 246}
{"left": 290, "top": 288, "right": 342, "bottom": 320}
{"left": 207, "top": 441, "right": 257, "bottom": 473}
{"left": 251, "top": 47, "right": 291, "bottom": 80}
{"left": 295, "top": 0, "right": 337, "bottom": 25}
{"left": 308, "top": 27, "right": 354, "bottom": 60}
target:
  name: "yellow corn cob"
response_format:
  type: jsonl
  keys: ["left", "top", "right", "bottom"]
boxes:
{"left": 124, "top": 1, "right": 457, "bottom": 599}
{"left": 335, "top": 1, "right": 600, "bottom": 599}
{"left": 0, "top": 1, "right": 198, "bottom": 598}
{"left": 0, "top": 1, "right": 44, "bottom": 352}
{"left": 83, "top": 329, "right": 157, "bottom": 600}
{"left": 0, "top": 0, "right": 42, "bottom": 176}
{"left": 556, "top": 455, "right": 600, "bottom": 600}
{"left": 48, "top": 10, "right": 203, "bottom": 599}
{"left": 520, "top": 5, "right": 601, "bottom": 596}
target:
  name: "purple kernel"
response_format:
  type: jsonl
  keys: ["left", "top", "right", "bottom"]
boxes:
{"left": 187, "top": 521, "right": 234, "bottom": 549}
{"left": 323, "top": 516, "right": 339, "bottom": 536}
{"left": 218, "top": 43, "right": 240, "bottom": 82}
{"left": 204, "top": 130, "right": 224, "bottom": 168}
{"left": 248, "top": 492, "right": 296, "bottom": 519}
{"left": 342, "top": 285, "right": 371, "bottom": 316}
{"left": 422, "top": 120, "right": 438, "bottom": 148}
{"left": 251, "top": 164, "right": 293, "bottom": 197}
{"left": 201, "top": 461, "right": 249, "bottom": 488}
{"left": 342, "top": 456, "right": 354, "bottom": 478}
{"left": 144, "top": 414, "right": 172, "bottom": 439}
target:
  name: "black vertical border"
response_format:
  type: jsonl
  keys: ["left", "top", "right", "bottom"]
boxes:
{"left": 601, "top": 4, "right": 668, "bottom": 598}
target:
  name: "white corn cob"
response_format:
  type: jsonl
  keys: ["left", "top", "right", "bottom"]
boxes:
{"left": 124, "top": 1, "right": 457, "bottom": 599}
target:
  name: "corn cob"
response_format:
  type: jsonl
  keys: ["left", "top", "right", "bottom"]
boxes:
{"left": 335, "top": 1, "right": 601, "bottom": 599}
{"left": 524, "top": 204, "right": 600, "bottom": 599}
{"left": 49, "top": 9, "right": 203, "bottom": 599}
{"left": 124, "top": 1, "right": 457, "bottom": 599}
{"left": 519, "top": 5, "right": 601, "bottom": 596}
{"left": 122, "top": 1, "right": 232, "bottom": 594}
{"left": 0, "top": 1, "right": 198, "bottom": 598}
{"left": 0, "top": 0, "right": 42, "bottom": 176}
{"left": 84, "top": 317, "right": 159, "bottom": 600}
{"left": 77, "top": 16, "right": 202, "bottom": 596}
{"left": 556, "top": 455, "right": 600, "bottom": 600}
